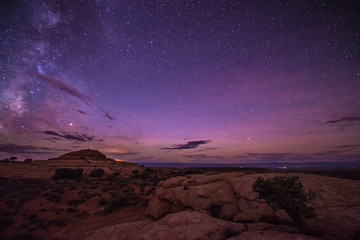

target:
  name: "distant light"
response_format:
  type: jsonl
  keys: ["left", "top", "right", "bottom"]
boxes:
{"left": 114, "top": 159, "right": 124, "bottom": 162}
{"left": 69, "top": 123, "right": 73, "bottom": 126}
{"left": 247, "top": 137, "right": 250, "bottom": 140}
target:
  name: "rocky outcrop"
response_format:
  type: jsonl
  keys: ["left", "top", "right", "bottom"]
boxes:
{"left": 145, "top": 172, "right": 274, "bottom": 221}
{"left": 146, "top": 172, "right": 360, "bottom": 239}
{"left": 85, "top": 211, "right": 318, "bottom": 240}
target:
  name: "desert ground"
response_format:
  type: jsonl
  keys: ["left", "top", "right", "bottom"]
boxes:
{"left": 0, "top": 150, "right": 359, "bottom": 240}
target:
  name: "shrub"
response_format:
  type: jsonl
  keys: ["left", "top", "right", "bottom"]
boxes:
{"left": 104, "top": 191, "right": 136, "bottom": 214}
{"left": 132, "top": 169, "right": 141, "bottom": 178}
{"left": 66, "top": 207, "right": 78, "bottom": 213}
{"left": 28, "top": 213, "right": 37, "bottom": 220}
{"left": 52, "top": 168, "right": 83, "bottom": 180}
{"left": 9, "top": 233, "right": 36, "bottom": 240}
{"left": 66, "top": 199, "right": 84, "bottom": 206}
{"left": 89, "top": 168, "right": 105, "bottom": 178}
{"left": 183, "top": 169, "right": 204, "bottom": 175}
{"left": 98, "top": 198, "right": 108, "bottom": 206}
{"left": 141, "top": 168, "right": 156, "bottom": 179}
{"left": 170, "top": 171, "right": 185, "bottom": 177}
{"left": 252, "top": 175, "right": 319, "bottom": 235}
{"left": 51, "top": 188, "right": 65, "bottom": 194}
{"left": 24, "top": 158, "right": 32, "bottom": 163}
{"left": 44, "top": 192, "right": 61, "bottom": 203}
{"left": 0, "top": 216, "right": 14, "bottom": 226}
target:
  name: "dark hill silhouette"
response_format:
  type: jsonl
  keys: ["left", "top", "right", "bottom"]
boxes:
{"left": 50, "top": 149, "right": 108, "bottom": 160}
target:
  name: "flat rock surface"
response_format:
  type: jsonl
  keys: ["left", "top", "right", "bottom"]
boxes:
{"left": 86, "top": 211, "right": 318, "bottom": 240}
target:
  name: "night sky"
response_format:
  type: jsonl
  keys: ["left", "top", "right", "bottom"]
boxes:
{"left": 1, "top": 0, "right": 359, "bottom": 165}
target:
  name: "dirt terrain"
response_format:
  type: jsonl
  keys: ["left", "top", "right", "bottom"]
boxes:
{"left": 0, "top": 150, "right": 359, "bottom": 240}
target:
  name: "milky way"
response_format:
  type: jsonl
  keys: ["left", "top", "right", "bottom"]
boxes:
{"left": 1, "top": 1, "right": 359, "bottom": 165}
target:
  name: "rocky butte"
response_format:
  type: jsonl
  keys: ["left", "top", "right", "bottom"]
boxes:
{"left": 50, "top": 149, "right": 109, "bottom": 160}
{"left": 0, "top": 149, "right": 359, "bottom": 240}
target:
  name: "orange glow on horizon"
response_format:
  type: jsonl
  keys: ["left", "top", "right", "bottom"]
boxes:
{"left": 114, "top": 158, "right": 124, "bottom": 162}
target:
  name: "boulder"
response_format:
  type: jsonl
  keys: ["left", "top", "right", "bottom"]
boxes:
{"left": 146, "top": 172, "right": 268, "bottom": 221}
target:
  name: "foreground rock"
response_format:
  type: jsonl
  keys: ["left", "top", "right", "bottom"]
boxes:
{"left": 86, "top": 211, "right": 318, "bottom": 240}
{"left": 146, "top": 172, "right": 360, "bottom": 239}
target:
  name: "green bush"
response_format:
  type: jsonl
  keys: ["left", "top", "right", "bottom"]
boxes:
{"left": 89, "top": 168, "right": 105, "bottom": 178}
{"left": 253, "top": 175, "right": 319, "bottom": 235}
{"left": 52, "top": 168, "right": 83, "bottom": 180}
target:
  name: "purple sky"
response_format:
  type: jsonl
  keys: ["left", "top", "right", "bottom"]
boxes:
{"left": 1, "top": 1, "right": 359, "bottom": 164}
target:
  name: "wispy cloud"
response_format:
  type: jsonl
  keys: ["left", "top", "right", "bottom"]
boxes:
{"left": 99, "top": 107, "right": 115, "bottom": 120}
{"left": 27, "top": 71, "right": 115, "bottom": 121}
{"left": 27, "top": 71, "right": 93, "bottom": 104}
{"left": 184, "top": 154, "right": 224, "bottom": 160}
{"left": 336, "top": 144, "right": 360, "bottom": 149}
{"left": 72, "top": 108, "right": 87, "bottom": 115}
{"left": 43, "top": 130, "right": 94, "bottom": 142}
{"left": 326, "top": 116, "right": 360, "bottom": 124}
{"left": 116, "top": 152, "right": 140, "bottom": 156}
{"left": 161, "top": 140, "right": 211, "bottom": 150}
{"left": 235, "top": 148, "right": 360, "bottom": 163}
{"left": 0, "top": 143, "right": 55, "bottom": 154}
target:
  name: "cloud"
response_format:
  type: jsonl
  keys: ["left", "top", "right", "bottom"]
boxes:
{"left": 78, "top": 110, "right": 87, "bottom": 115}
{"left": 161, "top": 140, "right": 211, "bottom": 150}
{"left": 195, "top": 147, "right": 218, "bottom": 152}
{"left": 326, "top": 116, "right": 360, "bottom": 124}
{"left": 0, "top": 143, "right": 52, "bottom": 154}
{"left": 99, "top": 107, "right": 115, "bottom": 120}
{"left": 235, "top": 148, "right": 360, "bottom": 163}
{"left": 43, "top": 130, "right": 94, "bottom": 142}
{"left": 244, "top": 153, "right": 292, "bottom": 162}
{"left": 336, "top": 144, "right": 360, "bottom": 149}
{"left": 27, "top": 71, "right": 93, "bottom": 104}
{"left": 43, "top": 130, "right": 61, "bottom": 137}
{"left": 71, "top": 108, "right": 87, "bottom": 115}
{"left": 116, "top": 152, "right": 140, "bottom": 156}
{"left": 27, "top": 71, "right": 115, "bottom": 121}
{"left": 184, "top": 154, "right": 224, "bottom": 160}
{"left": 43, "top": 137, "right": 61, "bottom": 142}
